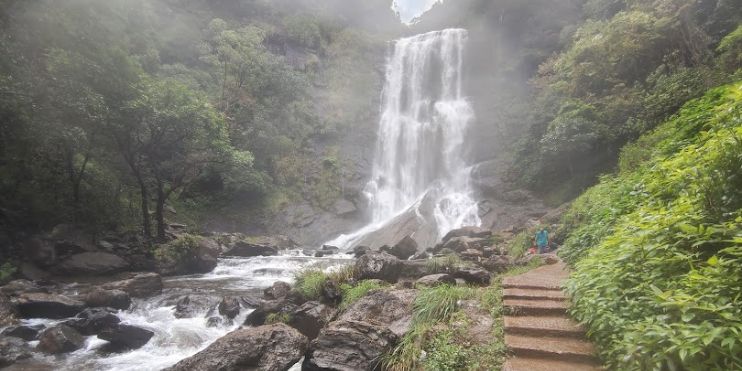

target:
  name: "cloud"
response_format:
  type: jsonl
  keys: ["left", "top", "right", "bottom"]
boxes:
{"left": 392, "top": 0, "right": 441, "bottom": 23}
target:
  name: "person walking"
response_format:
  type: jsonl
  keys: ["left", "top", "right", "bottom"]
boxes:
{"left": 535, "top": 227, "right": 549, "bottom": 254}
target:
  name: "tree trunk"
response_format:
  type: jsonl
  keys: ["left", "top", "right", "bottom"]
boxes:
{"left": 138, "top": 179, "right": 152, "bottom": 239}
{"left": 155, "top": 182, "right": 167, "bottom": 242}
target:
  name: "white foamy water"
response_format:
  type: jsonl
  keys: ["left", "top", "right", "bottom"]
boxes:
{"left": 327, "top": 29, "right": 481, "bottom": 249}
{"left": 8, "top": 252, "right": 351, "bottom": 371}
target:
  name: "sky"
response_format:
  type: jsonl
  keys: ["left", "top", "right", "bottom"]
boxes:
{"left": 392, "top": 0, "right": 441, "bottom": 23}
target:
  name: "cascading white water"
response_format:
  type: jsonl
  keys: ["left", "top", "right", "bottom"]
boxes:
{"left": 328, "top": 29, "right": 481, "bottom": 249}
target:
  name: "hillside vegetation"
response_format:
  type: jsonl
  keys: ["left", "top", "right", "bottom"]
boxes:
{"left": 559, "top": 83, "right": 742, "bottom": 370}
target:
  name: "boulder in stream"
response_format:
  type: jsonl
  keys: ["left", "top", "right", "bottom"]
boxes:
{"left": 263, "top": 281, "right": 291, "bottom": 300}
{"left": 165, "top": 324, "right": 307, "bottom": 371}
{"left": 65, "top": 308, "right": 120, "bottom": 335}
{"left": 1, "top": 324, "right": 44, "bottom": 341}
{"left": 98, "top": 324, "right": 154, "bottom": 352}
{"left": 37, "top": 324, "right": 85, "bottom": 354}
{"left": 218, "top": 296, "right": 240, "bottom": 320}
{"left": 0, "top": 293, "right": 18, "bottom": 326}
{"left": 15, "top": 293, "right": 85, "bottom": 319}
{"left": 154, "top": 235, "right": 220, "bottom": 276}
{"left": 288, "top": 301, "right": 337, "bottom": 340}
{"left": 103, "top": 272, "right": 163, "bottom": 298}
{"left": 303, "top": 320, "right": 397, "bottom": 371}
{"left": 84, "top": 288, "right": 131, "bottom": 310}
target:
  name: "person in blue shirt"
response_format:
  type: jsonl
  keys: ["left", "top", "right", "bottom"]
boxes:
{"left": 535, "top": 227, "right": 549, "bottom": 254}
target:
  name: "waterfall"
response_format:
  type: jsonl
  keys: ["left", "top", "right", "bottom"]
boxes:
{"left": 328, "top": 28, "right": 481, "bottom": 250}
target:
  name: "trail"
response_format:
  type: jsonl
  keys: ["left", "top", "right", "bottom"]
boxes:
{"left": 502, "top": 259, "right": 602, "bottom": 371}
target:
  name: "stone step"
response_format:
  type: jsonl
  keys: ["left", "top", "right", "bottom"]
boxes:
{"left": 503, "top": 356, "right": 603, "bottom": 371}
{"left": 506, "top": 334, "right": 598, "bottom": 364}
{"left": 503, "top": 288, "right": 567, "bottom": 301}
{"left": 504, "top": 299, "right": 568, "bottom": 316}
{"left": 502, "top": 280, "right": 563, "bottom": 291}
{"left": 504, "top": 315, "right": 585, "bottom": 338}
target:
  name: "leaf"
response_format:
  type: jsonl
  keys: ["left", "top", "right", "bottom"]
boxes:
{"left": 707, "top": 255, "right": 719, "bottom": 266}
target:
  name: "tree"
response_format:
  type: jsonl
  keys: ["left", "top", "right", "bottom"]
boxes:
{"left": 113, "top": 78, "right": 248, "bottom": 240}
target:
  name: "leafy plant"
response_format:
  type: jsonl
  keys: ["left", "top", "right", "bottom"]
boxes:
{"left": 265, "top": 312, "right": 291, "bottom": 324}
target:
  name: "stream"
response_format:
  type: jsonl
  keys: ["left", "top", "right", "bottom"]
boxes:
{"left": 7, "top": 252, "right": 352, "bottom": 371}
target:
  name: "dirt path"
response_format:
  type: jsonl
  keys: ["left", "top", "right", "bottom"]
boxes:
{"left": 502, "top": 259, "right": 602, "bottom": 370}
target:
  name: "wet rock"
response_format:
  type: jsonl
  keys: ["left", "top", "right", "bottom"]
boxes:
{"left": 352, "top": 245, "right": 371, "bottom": 258}
{"left": 37, "top": 324, "right": 85, "bottom": 354}
{"left": 155, "top": 236, "right": 220, "bottom": 276}
{"left": 56, "top": 252, "right": 130, "bottom": 275}
{"left": 84, "top": 288, "right": 131, "bottom": 310}
{"left": 333, "top": 198, "right": 358, "bottom": 216}
{"left": 0, "top": 336, "right": 32, "bottom": 367}
{"left": 461, "top": 249, "right": 484, "bottom": 260}
{"left": 288, "top": 301, "right": 337, "bottom": 340}
{"left": 339, "top": 289, "right": 417, "bottom": 337}
{"left": 174, "top": 295, "right": 215, "bottom": 319}
{"left": 23, "top": 237, "right": 56, "bottom": 267}
{"left": 0, "top": 279, "right": 45, "bottom": 296}
{"left": 303, "top": 320, "right": 397, "bottom": 371}
{"left": 263, "top": 281, "right": 292, "bottom": 300}
{"left": 2, "top": 324, "right": 44, "bottom": 341}
{"left": 165, "top": 324, "right": 307, "bottom": 371}
{"left": 481, "top": 255, "right": 511, "bottom": 273}
{"left": 244, "top": 299, "right": 298, "bottom": 327}
{"left": 442, "top": 226, "right": 493, "bottom": 243}
{"left": 320, "top": 280, "right": 342, "bottom": 306}
{"left": 103, "top": 272, "right": 163, "bottom": 298}
{"left": 415, "top": 274, "right": 456, "bottom": 287}
{"left": 240, "top": 296, "right": 262, "bottom": 309}
{"left": 0, "top": 293, "right": 18, "bottom": 326}
{"left": 15, "top": 293, "right": 85, "bottom": 319}
{"left": 452, "top": 268, "right": 491, "bottom": 286}
{"left": 411, "top": 251, "right": 429, "bottom": 260}
{"left": 218, "top": 296, "right": 240, "bottom": 320}
{"left": 382, "top": 235, "right": 417, "bottom": 260}
{"left": 354, "top": 252, "right": 403, "bottom": 283}
{"left": 65, "top": 308, "right": 120, "bottom": 335}
{"left": 98, "top": 324, "right": 154, "bottom": 352}
{"left": 206, "top": 316, "right": 223, "bottom": 328}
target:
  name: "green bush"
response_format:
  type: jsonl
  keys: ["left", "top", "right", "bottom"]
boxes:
{"left": 153, "top": 235, "right": 200, "bottom": 264}
{"left": 293, "top": 268, "right": 328, "bottom": 301}
{"left": 561, "top": 83, "right": 742, "bottom": 370}
{"left": 266, "top": 312, "right": 291, "bottom": 325}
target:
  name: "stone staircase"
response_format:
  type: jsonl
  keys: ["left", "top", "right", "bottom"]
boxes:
{"left": 502, "top": 260, "right": 603, "bottom": 371}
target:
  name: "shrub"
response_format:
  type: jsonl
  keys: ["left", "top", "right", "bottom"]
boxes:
{"left": 560, "top": 83, "right": 742, "bottom": 369}
{"left": 293, "top": 268, "right": 328, "bottom": 301}
{"left": 425, "top": 254, "right": 463, "bottom": 274}
{"left": 265, "top": 312, "right": 291, "bottom": 324}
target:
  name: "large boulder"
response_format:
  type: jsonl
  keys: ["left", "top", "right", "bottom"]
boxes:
{"left": 415, "top": 274, "right": 456, "bottom": 287}
{"left": 288, "top": 301, "right": 337, "bottom": 340}
{"left": 220, "top": 234, "right": 298, "bottom": 257}
{"left": 15, "top": 293, "right": 85, "bottom": 319}
{"left": 218, "top": 296, "right": 240, "bottom": 320}
{"left": 84, "top": 288, "right": 131, "bottom": 310}
{"left": 354, "top": 252, "right": 403, "bottom": 283}
{"left": 0, "top": 293, "right": 18, "bottom": 326}
{"left": 154, "top": 235, "right": 220, "bottom": 276}
{"left": 37, "top": 324, "right": 85, "bottom": 354}
{"left": 0, "top": 336, "right": 32, "bottom": 368}
{"left": 1, "top": 324, "right": 44, "bottom": 341}
{"left": 56, "top": 252, "right": 130, "bottom": 275}
{"left": 339, "top": 289, "right": 417, "bottom": 337}
{"left": 481, "top": 255, "right": 512, "bottom": 273}
{"left": 98, "top": 324, "right": 154, "bottom": 352}
{"left": 49, "top": 224, "right": 97, "bottom": 255}
{"left": 440, "top": 236, "right": 489, "bottom": 253}
{"left": 65, "top": 308, "right": 120, "bottom": 335}
{"left": 303, "top": 320, "right": 397, "bottom": 371}
{"left": 352, "top": 245, "right": 371, "bottom": 258}
{"left": 263, "top": 281, "right": 292, "bottom": 300}
{"left": 165, "top": 324, "right": 307, "bottom": 371}
{"left": 442, "top": 226, "right": 492, "bottom": 243}
{"left": 103, "top": 272, "right": 163, "bottom": 298}
{"left": 381, "top": 235, "right": 417, "bottom": 260}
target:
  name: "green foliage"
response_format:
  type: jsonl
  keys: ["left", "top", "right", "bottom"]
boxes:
{"left": 560, "top": 83, "right": 742, "bottom": 369}
{"left": 503, "top": 256, "right": 544, "bottom": 277}
{"left": 293, "top": 268, "right": 328, "bottom": 301}
{"left": 0, "top": 263, "right": 17, "bottom": 284}
{"left": 339, "top": 279, "right": 387, "bottom": 310}
{"left": 153, "top": 234, "right": 200, "bottom": 263}
{"left": 425, "top": 254, "right": 463, "bottom": 274}
{"left": 506, "top": 231, "right": 531, "bottom": 258}
{"left": 421, "top": 328, "right": 469, "bottom": 371}
{"left": 718, "top": 24, "right": 742, "bottom": 73}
